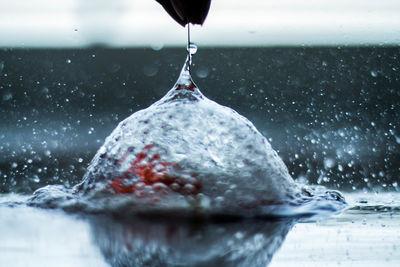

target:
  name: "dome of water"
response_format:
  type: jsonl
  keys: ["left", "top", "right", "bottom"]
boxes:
{"left": 73, "top": 58, "right": 301, "bottom": 215}
{"left": 29, "top": 56, "right": 346, "bottom": 216}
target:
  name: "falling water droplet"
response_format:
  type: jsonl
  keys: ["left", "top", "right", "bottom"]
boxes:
{"left": 188, "top": 43, "right": 197, "bottom": 56}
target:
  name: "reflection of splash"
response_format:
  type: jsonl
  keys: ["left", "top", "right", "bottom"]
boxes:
{"left": 87, "top": 215, "right": 295, "bottom": 267}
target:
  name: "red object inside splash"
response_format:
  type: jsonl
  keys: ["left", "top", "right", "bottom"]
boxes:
{"left": 110, "top": 144, "right": 201, "bottom": 197}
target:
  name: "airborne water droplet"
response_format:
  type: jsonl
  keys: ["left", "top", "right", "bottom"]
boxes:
{"left": 33, "top": 175, "right": 40, "bottom": 183}
{"left": 188, "top": 43, "right": 197, "bottom": 55}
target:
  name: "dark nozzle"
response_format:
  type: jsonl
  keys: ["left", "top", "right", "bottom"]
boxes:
{"left": 156, "top": 0, "right": 211, "bottom": 26}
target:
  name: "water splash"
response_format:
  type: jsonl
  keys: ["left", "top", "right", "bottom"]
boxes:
{"left": 28, "top": 51, "right": 346, "bottom": 217}
{"left": 26, "top": 26, "right": 347, "bottom": 217}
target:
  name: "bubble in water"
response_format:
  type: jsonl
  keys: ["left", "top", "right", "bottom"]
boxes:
{"left": 66, "top": 59, "right": 72, "bottom": 64}
{"left": 370, "top": 70, "right": 377, "bottom": 77}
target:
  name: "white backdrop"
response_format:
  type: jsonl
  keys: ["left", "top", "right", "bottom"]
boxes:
{"left": 0, "top": 0, "right": 399, "bottom": 47}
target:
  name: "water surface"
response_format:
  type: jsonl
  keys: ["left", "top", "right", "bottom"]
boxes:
{"left": 1, "top": 192, "right": 399, "bottom": 267}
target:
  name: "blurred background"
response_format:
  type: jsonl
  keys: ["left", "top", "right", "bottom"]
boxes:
{"left": 0, "top": 0, "right": 399, "bottom": 193}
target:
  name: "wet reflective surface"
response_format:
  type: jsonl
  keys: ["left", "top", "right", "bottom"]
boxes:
{"left": 89, "top": 215, "right": 294, "bottom": 267}
{"left": 1, "top": 193, "right": 399, "bottom": 267}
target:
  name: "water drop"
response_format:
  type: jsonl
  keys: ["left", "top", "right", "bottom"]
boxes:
{"left": 324, "top": 158, "right": 335, "bottom": 169}
{"left": 338, "top": 164, "right": 344, "bottom": 172}
{"left": 33, "top": 175, "right": 40, "bottom": 183}
{"left": 187, "top": 43, "right": 197, "bottom": 55}
{"left": 234, "top": 232, "right": 244, "bottom": 239}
